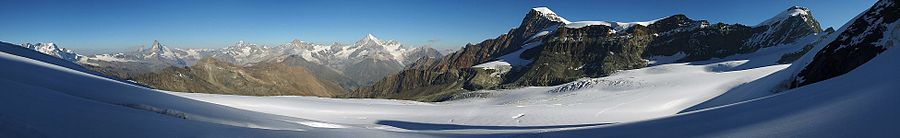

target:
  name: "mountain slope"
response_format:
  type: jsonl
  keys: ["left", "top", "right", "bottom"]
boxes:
{"left": 351, "top": 6, "right": 823, "bottom": 101}
{"left": 129, "top": 57, "right": 346, "bottom": 96}
{"left": 790, "top": 0, "right": 899, "bottom": 88}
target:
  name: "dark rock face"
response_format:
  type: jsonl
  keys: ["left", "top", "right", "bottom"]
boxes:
{"left": 792, "top": 0, "right": 898, "bottom": 88}
{"left": 352, "top": 6, "right": 824, "bottom": 101}
{"left": 644, "top": 21, "right": 758, "bottom": 62}
{"left": 745, "top": 6, "right": 823, "bottom": 49}
{"left": 777, "top": 27, "right": 835, "bottom": 64}
{"left": 348, "top": 8, "right": 568, "bottom": 101}
{"left": 509, "top": 25, "right": 651, "bottom": 86}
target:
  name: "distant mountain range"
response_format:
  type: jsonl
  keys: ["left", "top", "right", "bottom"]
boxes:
{"left": 19, "top": 34, "right": 442, "bottom": 97}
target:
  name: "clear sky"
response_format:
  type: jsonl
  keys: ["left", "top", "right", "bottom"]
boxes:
{"left": 0, "top": 0, "right": 877, "bottom": 53}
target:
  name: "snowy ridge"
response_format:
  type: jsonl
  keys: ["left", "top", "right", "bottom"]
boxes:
{"left": 564, "top": 16, "right": 666, "bottom": 32}
{"left": 19, "top": 42, "right": 82, "bottom": 62}
{"left": 74, "top": 34, "right": 440, "bottom": 70}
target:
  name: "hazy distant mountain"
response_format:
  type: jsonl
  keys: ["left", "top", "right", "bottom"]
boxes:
{"left": 129, "top": 57, "right": 346, "bottom": 97}
{"left": 279, "top": 34, "right": 443, "bottom": 86}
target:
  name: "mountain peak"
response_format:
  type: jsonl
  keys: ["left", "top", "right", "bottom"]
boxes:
{"left": 355, "top": 34, "right": 384, "bottom": 47}
{"left": 757, "top": 6, "right": 813, "bottom": 27}
{"left": 18, "top": 42, "right": 82, "bottom": 62}
{"left": 143, "top": 40, "right": 181, "bottom": 64}
{"left": 365, "top": 33, "right": 378, "bottom": 40}
{"left": 150, "top": 40, "right": 165, "bottom": 52}
{"left": 44, "top": 43, "right": 63, "bottom": 53}
{"left": 529, "top": 7, "right": 570, "bottom": 24}
{"left": 788, "top": 6, "right": 809, "bottom": 11}
{"left": 530, "top": 7, "right": 555, "bottom": 14}
{"left": 291, "top": 38, "right": 304, "bottom": 45}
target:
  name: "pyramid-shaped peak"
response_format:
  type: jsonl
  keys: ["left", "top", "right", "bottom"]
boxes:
{"left": 356, "top": 33, "right": 384, "bottom": 46}
{"left": 150, "top": 40, "right": 164, "bottom": 51}
{"left": 364, "top": 34, "right": 380, "bottom": 41}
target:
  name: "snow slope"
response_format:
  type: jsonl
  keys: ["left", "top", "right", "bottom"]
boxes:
{"left": 171, "top": 34, "right": 817, "bottom": 132}
{"left": 534, "top": 35, "right": 900, "bottom": 137}
{"left": 0, "top": 42, "right": 424, "bottom": 137}
{"left": 174, "top": 56, "right": 787, "bottom": 127}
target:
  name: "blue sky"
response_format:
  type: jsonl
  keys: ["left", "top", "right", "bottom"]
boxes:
{"left": 0, "top": 0, "right": 877, "bottom": 53}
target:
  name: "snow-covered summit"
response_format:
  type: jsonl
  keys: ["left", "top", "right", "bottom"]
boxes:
{"left": 532, "top": 7, "right": 571, "bottom": 24}
{"left": 143, "top": 40, "right": 178, "bottom": 59}
{"left": 353, "top": 33, "right": 402, "bottom": 51}
{"left": 357, "top": 34, "right": 382, "bottom": 45}
{"left": 744, "top": 6, "right": 822, "bottom": 48}
{"left": 757, "top": 6, "right": 812, "bottom": 27}
{"left": 339, "top": 34, "right": 416, "bottom": 64}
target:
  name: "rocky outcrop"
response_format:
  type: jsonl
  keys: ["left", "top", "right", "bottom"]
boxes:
{"left": 791, "top": 0, "right": 898, "bottom": 88}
